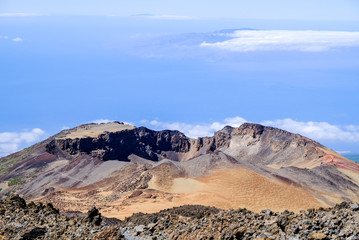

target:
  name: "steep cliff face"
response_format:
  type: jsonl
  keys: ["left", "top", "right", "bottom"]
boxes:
{"left": 47, "top": 127, "right": 192, "bottom": 161}
{"left": 45, "top": 122, "right": 236, "bottom": 162}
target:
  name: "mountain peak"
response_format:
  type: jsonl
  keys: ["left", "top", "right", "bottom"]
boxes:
{"left": 56, "top": 121, "right": 135, "bottom": 140}
{"left": 215, "top": 125, "right": 234, "bottom": 135}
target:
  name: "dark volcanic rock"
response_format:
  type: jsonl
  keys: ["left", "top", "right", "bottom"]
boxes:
{"left": 8, "top": 194, "right": 26, "bottom": 208}
{"left": 21, "top": 227, "right": 46, "bottom": 240}
{"left": 2, "top": 195, "right": 359, "bottom": 240}
{"left": 47, "top": 127, "right": 192, "bottom": 161}
{"left": 0, "top": 196, "right": 119, "bottom": 240}
{"left": 87, "top": 206, "right": 102, "bottom": 226}
{"left": 120, "top": 202, "right": 359, "bottom": 240}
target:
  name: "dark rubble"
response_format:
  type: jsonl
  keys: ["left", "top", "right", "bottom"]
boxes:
{"left": 0, "top": 195, "right": 123, "bottom": 240}
{"left": 1, "top": 195, "right": 359, "bottom": 239}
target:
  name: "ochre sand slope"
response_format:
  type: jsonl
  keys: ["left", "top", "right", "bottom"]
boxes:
{"left": 66, "top": 166, "right": 327, "bottom": 219}
{"left": 148, "top": 167, "right": 326, "bottom": 212}
{"left": 34, "top": 166, "right": 328, "bottom": 219}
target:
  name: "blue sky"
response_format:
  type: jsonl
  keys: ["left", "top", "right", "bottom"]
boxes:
{"left": 1, "top": 1, "right": 359, "bottom": 156}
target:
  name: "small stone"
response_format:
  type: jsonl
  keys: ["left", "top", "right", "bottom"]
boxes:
{"left": 21, "top": 227, "right": 46, "bottom": 239}
{"left": 347, "top": 236, "right": 359, "bottom": 240}
{"left": 147, "top": 222, "right": 157, "bottom": 230}
{"left": 308, "top": 232, "right": 328, "bottom": 240}
{"left": 9, "top": 195, "right": 26, "bottom": 208}
{"left": 350, "top": 203, "right": 359, "bottom": 211}
{"left": 261, "top": 209, "right": 273, "bottom": 215}
{"left": 86, "top": 206, "right": 102, "bottom": 226}
{"left": 256, "top": 233, "right": 269, "bottom": 239}
{"left": 11, "top": 222, "right": 23, "bottom": 228}
{"left": 134, "top": 225, "right": 145, "bottom": 233}
{"left": 45, "top": 203, "right": 59, "bottom": 214}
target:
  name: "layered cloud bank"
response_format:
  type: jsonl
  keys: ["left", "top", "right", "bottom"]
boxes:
{"left": 129, "top": 14, "right": 197, "bottom": 20}
{"left": 145, "top": 117, "right": 359, "bottom": 145}
{"left": 120, "top": 29, "right": 359, "bottom": 59}
{"left": 200, "top": 30, "right": 359, "bottom": 52}
{"left": 147, "top": 117, "right": 247, "bottom": 138}
{"left": 0, "top": 35, "right": 23, "bottom": 42}
{"left": 0, "top": 128, "right": 46, "bottom": 157}
{"left": 261, "top": 119, "right": 359, "bottom": 142}
{"left": 0, "top": 13, "right": 42, "bottom": 17}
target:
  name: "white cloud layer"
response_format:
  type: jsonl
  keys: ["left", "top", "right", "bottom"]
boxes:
{"left": 336, "top": 151, "right": 352, "bottom": 154}
{"left": 200, "top": 30, "right": 359, "bottom": 52}
{"left": 261, "top": 118, "right": 359, "bottom": 142}
{"left": 91, "top": 119, "right": 114, "bottom": 124}
{"left": 90, "top": 119, "right": 133, "bottom": 125}
{"left": 0, "top": 13, "right": 42, "bottom": 17}
{"left": 148, "top": 117, "right": 247, "bottom": 138}
{"left": 0, "top": 128, "right": 46, "bottom": 157}
{"left": 145, "top": 117, "right": 359, "bottom": 145}
{"left": 130, "top": 14, "right": 197, "bottom": 20}
{"left": 1, "top": 36, "right": 23, "bottom": 43}
{"left": 12, "top": 37, "right": 23, "bottom": 42}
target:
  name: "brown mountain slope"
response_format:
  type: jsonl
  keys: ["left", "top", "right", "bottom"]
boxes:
{"left": 0, "top": 121, "right": 358, "bottom": 219}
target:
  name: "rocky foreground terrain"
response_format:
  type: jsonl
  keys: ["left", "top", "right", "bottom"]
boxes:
{"left": 0, "top": 195, "right": 122, "bottom": 239}
{"left": 1, "top": 195, "right": 359, "bottom": 240}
